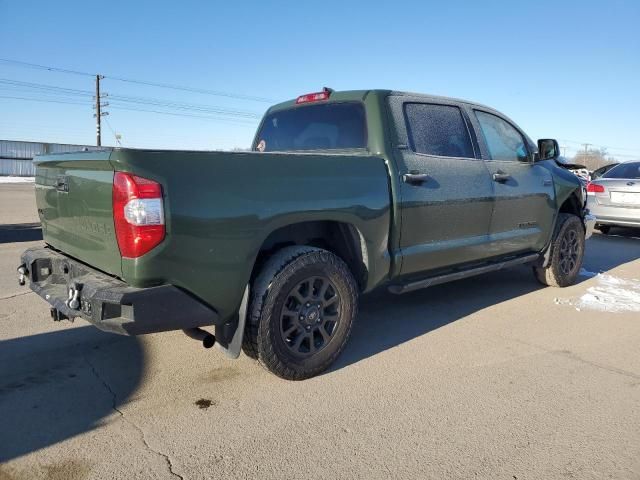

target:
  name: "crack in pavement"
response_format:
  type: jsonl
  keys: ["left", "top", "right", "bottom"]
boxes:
{"left": 83, "top": 356, "right": 185, "bottom": 480}
{"left": 0, "top": 290, "right": 33, "bottom": 301}
{"left": 494, "top": 333, "right": 640, "bottom": 381}
{"left": 552, "top": 349, "right": 640, "bottom": 381}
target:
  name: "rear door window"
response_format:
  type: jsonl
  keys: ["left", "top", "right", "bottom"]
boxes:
{"left": 403, "top": 103, "right": 475, "bottom": 158}
{"left": 255, "top": 102, "right": 366, "bottom": 151}
{"left": 474, "top": 111, "right": 529, "bottom": 162}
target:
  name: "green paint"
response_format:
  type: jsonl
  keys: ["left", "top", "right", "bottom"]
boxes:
{"left": 33, "top": 90, "right": 582, "bottom": 325}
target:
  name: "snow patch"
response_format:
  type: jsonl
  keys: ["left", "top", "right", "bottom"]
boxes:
{"left": 579, "top": 268, "right": 598, "bottom": 278}
{"left": 560, "top": 274, "right": 640, "bottom": 313}
{"left": 0, "top": 176, "right": 35, "bottom": 184}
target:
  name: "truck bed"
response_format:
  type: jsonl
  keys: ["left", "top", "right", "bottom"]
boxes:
{"left": 33, "top": 148, "right": 392, "bottom": 322}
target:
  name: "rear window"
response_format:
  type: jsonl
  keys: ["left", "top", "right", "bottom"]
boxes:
{"left": 404, "top": 103, "right": 474, "bottom": 158}
{"left": 255, "top": 102, "right": 367, "bottom": 152}
{"left": 603, "top": 162, "right": 640, "bottom": 179}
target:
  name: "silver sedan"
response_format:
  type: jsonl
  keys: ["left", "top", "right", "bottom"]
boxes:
{"left": 587, "top": 161, "right": 640, "bottom": 234}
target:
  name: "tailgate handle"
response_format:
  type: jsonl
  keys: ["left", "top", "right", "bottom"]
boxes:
{"left": 402, "top": 172, "right": 430, "bottom": 185}
{"left": 56, "top": 175, "right": 69, "bottom": 192}
{"left": 492, "top": 172, "right": 511, "bottom": 183}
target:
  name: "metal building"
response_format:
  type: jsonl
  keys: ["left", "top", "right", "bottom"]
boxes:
{"left": 0, "top": 140, "right": 108, "bottom": 176}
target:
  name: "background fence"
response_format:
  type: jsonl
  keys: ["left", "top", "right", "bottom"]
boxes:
{"left": 0, "top": 140, "right": 108, "bottom": 176}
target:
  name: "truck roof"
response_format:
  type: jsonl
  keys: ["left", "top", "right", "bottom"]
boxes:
{"left": 268, "top": 89, "right": 497, "bottom": 113}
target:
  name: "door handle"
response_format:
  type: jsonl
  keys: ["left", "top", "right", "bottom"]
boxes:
{"left": 402, "top": 172, "right": 430, "bottom": 185}
{"left": 492, "top": 172, "right": 511, "bottom": 183}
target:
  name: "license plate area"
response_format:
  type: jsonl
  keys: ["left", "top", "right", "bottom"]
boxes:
{"left": 610, "top": 191, "right": 640, "bottom": 205}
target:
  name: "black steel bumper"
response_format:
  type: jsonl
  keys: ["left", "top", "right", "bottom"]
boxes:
{"left": 19, "top": 246, "right": 219, "bottom": 336}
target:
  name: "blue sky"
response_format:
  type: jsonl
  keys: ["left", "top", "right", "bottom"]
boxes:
{"left": 1, "top": 0, "right": 639, "bottom": 158}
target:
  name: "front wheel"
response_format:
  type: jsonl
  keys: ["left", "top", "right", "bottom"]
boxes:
{"left": 242, "top": 246, "right": 358, "bottom": 380}
{"left": 533, "top": 213, "right": 585, "bottom": 287}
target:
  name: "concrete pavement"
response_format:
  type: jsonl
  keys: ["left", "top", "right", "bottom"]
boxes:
{"left": 1, "top": 184, "right": 639, "bottom": 479}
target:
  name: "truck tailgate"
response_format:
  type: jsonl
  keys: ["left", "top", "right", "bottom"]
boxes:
{"left": 34, "top": 151, "right": 122, "bottom": 277}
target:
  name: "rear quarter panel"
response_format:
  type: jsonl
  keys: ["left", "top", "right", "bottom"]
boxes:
{"left": 110, "top": 150, "right": 392, "bottom": 322}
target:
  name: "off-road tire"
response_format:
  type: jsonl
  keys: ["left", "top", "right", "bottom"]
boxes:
{"left": 533, "top": 213, "right": 585, "bottom": 287}
{"left": 241, "top": 246, "right": 358, "bottom": 380}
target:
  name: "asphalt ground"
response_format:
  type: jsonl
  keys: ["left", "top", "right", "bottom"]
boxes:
{"left": 1, "top": 183, "right": 639, "bottom": 480}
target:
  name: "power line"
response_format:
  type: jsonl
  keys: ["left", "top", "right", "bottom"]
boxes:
{"left": 0, "top": 58, "right": 276, "bottom": 102}
{"left": 108, "top": 94, "right": 261, "bottom": 118}
{"left": 0, "top": 95, "right": 90, "bottom": 106}
{"left": 0, "top": 78, "right": 263, "bottom": 118}
{"left": 0, "top": 94, "right": 258, "bottom": 126}
{"left": 558, "top": 138, "right": 640, "bottom": 155}
{"left": 103, "top": 117, "right": 122, "bottom": 147}
{"left": 0, "top": 119, "right": 239, "bottom": 146}
{"left": 0, "top": 58, "right": 96, "bottom": 77}
{"left": 108, "top": 105, "right": 258, "bottom": 125}
{"left": 0, "top": 78, "right": 93, "bottom": 96}
{"left": 105, "top": 76, "right": 275, "bottom": 103}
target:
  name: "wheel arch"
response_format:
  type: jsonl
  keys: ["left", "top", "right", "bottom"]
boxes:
{"left": 558, "top": 190, "right": 583, "bottom": 218}
{"left": 539, "top": 191, "right": 585, "bottom": 268}
{"left": 251, "top": 220, "right": 369, "bottom": 292}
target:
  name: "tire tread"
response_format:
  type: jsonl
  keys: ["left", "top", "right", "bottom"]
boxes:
{"left": 242, "top": 246, "right": 358, "bottom": 380}
{"left": 533, "top": 213, "right": 584, "bottom": 288}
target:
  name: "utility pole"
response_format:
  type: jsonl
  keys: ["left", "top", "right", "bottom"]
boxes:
{"left": 580, "top": 143, "right": 593, "bottom": 170}
{"left": 93, "top": 75, "right": 108, "bottom": 146}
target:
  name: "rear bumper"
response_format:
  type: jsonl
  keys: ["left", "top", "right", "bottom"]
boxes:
{"left": 587, "top": 197, "right": 640, "bottom": 228}
{"left": 19, "top": 246, "right": 219, "bottom": 336}
{"left": 593, "top": 216, "right": 640, "bottom": 228}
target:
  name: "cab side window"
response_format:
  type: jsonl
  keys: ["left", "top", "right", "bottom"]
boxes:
{"left": 404, "top": 103, "right": 475, "bottom": 158}
{"left": 475, "top": 110, "right": 529, "bottom": 162}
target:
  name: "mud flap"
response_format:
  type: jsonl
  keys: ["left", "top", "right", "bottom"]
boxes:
{"left": 215, "top": 286, "right": 248, "bottom": 359}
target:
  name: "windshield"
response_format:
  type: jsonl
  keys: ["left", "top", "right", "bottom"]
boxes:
{"left": 255, "top": 102, "right": 367, "bottom": 152}
{"left": 603, "top": 161, "right": 640, "bottom": 179}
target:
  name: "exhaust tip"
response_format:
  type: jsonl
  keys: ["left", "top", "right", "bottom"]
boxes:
{"left": 202, "top": 334, "right": 216, "bottom": 349}
{"left": 183, "top": 327, "right": 216, "bottom": 349}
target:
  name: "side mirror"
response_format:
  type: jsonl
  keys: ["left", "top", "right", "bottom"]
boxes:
{"left": 537, "top": 139, "right": 560, "bottom": 161}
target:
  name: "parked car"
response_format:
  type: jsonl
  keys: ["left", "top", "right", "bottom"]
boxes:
{"left": 573, "top": 167, "right": 590, "bottom": 181}
{"left": 563, "top": 163, "right": 589, "bottom": 186}
{"left": 18, "top": 89, "right": 594, "bottom": 379}
{"left": 591, "top": 162, "right": 619, "bottom": 180}
{"left": 587, "top": 161, "right": 640, "bottom": 233}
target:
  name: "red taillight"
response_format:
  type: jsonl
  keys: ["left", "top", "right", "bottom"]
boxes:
{"left": 295, "top": 90, "right": 331, "bottom": 104}
{"left": 587, "top": 182, "right": 605, "bottom": 193}
{"left": 113, "top": 172, "right": 165, "bottom": 258}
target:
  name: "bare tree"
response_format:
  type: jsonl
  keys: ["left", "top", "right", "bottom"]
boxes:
{"left": 572, "top": 147, "right": 617, "bottom": 170}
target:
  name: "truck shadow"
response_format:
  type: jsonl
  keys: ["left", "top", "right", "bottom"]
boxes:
{"left": 332, "top": 231, "right": 640, "bottom": 374}
{"left": 0, "top": 223, "right": 42, "bottom": 244}
{"left": 585, "top": 227, "right": 640, "bottom": 272}
{"left": 333, "top": 267, "right": 542, "bottom": 373}
{"left": 0, "top": 326, "right": 144, "bottom": 462}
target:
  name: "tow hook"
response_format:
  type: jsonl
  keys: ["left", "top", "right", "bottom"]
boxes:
{"left": 17, "top": 264, "right": 27, "bottom": 286}
{"left": 65, "top": 282, "right": 83, "bottom": 310}
{"left": 50, "top": 308, "right": 69, "bottom": 322}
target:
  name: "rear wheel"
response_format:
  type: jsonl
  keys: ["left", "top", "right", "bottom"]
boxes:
{"left": 533, "top": 213, "right": 585, "bottom": 287}
{"left": 242, "top": 246, "right": 358, "bottom": 380}
{"left": 597, "top": 225, "right": 611, "bottom": 234}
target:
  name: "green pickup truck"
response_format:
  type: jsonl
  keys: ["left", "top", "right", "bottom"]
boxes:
{"left": 19, "top": 89, "right": 595, "bottom": 379}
